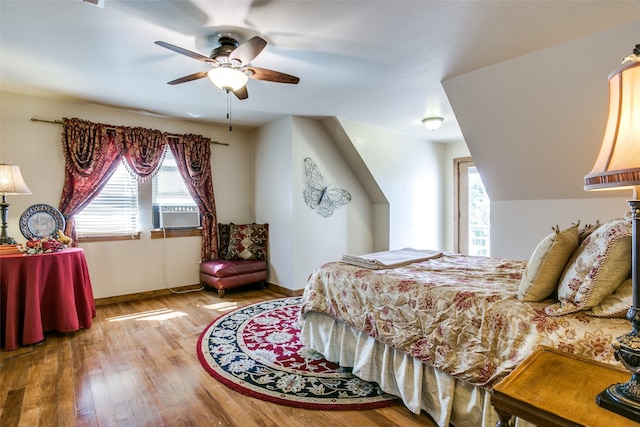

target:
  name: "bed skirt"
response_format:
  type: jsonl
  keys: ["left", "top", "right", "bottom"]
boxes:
{"left": 301, "top": 311, "right": 533, "bottom": 427}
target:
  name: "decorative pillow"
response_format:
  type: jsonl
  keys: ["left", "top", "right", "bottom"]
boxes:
{"left": 518, "top": 224, "right": 579, "bottom": 302}
{"left": 545, "top": 217, "right": 631, "bottom": 316}
{"left": 226, "top": 223, "right": 269, "bottom": 260}
{"left": 578, "top": 220, "right": 600, "bottom": 245}
{"left": 589, "top": 277, "right": 632, "bottom": 318}
{"left": 217, "top": 223, "right": 231, "bottom": 260}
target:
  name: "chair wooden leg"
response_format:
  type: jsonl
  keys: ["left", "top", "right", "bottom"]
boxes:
{"left": 217, "top": 289, "right": 225, "bottom": 297}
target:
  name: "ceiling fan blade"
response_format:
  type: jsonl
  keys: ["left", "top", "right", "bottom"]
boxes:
{"left": 246, "top": 67, "right": 300, "bottom": 84}
{"left": 229, "top": 36, "right": 267, "bottom": 64}
{"left": 167, "top": 71, "right": 209, "bottom": 85}
{"left": 155, "top": 41, "right": 213, "bottom": 62}
{"left": 233, "top": 86, "right": 249, "bottom": 100}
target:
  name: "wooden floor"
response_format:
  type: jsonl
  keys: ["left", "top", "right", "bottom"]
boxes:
{"left": 0, "top": 287, "right": 438, "bottom": 427}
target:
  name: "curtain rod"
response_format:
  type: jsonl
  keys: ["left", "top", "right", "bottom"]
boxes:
{"left": 30, "top": 117, "right": 229, "bottom": 146}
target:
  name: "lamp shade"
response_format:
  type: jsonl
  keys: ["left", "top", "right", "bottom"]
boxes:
{"left": 208, "top": 67, "right": 249, "bottom": 91}
{"left": 0, "top": 164, "right": 32, "bottom": 195}
{"left": 584, "top": 61, "right": 640, "bottom": 191}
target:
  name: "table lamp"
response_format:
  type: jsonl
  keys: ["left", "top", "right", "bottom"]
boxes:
{"left": 584, "top": 46, "right": 640, "bottom": 421}
{"left": 0, "top": 164, "right": 32, "bottom": 245}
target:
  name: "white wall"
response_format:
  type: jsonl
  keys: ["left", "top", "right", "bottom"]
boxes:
{"left": 338, "top": 119, "right": 445, "bottom": 251}
{"left": 292, "top": 117, "right": 373, "bottom": 287}
{"left": 1, "top": 92, "right": 256, "bottom": 299}
{"left": 255, "top": 116, "right": 373, "bottom": 291}
{"left": 255, "top": 117, "right": 295, "bottom": 291}
{"left": 492, "top": 196, "right": 629, "bottom": 260}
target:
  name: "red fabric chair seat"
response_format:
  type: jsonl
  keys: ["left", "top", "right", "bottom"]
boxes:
{"left": 200, "top": 259, "right": 267, "bottom": 277}
{"left": 200, "top": 259, "right": 267, "bottom": 296}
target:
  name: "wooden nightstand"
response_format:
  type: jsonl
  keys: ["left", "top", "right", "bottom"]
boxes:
{"left": 491, "top": 346, "right": 639, "bottom": 426}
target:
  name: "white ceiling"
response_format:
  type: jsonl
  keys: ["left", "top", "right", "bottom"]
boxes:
{"left": 0, "top": 1, "right": 638, "bottom": 143}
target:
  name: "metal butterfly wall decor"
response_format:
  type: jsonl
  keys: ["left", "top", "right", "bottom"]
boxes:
{"left": 303, "top": 157, "right": 352, "bottom": 217}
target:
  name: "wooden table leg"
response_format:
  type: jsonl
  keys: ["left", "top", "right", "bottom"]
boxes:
{"left": 494, "top": 407, "right": 513, "bottom": 427}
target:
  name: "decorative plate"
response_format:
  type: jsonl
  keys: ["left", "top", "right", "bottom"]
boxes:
{"left": 19, "top": 204, "right": 65, "bottom": 240}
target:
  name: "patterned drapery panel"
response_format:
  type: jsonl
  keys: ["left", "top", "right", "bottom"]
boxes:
{"left": 169, "top": 134, "right": 218, "bottom": 261}
{"left": 59, "top": 118, "right": 122, "bottom": 241}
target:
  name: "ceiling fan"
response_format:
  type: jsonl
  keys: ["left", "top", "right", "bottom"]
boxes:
{"left": 155, "top": 35, "right": 300, "bottom": 100}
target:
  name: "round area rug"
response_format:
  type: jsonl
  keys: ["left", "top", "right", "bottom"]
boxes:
{"left": 196, "top": 297, "right": 399, "bottom": 410}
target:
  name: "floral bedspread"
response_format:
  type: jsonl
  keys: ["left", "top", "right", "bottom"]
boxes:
{"left": 300, "top": 253, "right": 630, "bottom": 388}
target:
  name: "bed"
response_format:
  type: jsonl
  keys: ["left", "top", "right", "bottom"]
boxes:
{"left": 299, "top": 218, "right": 633, "bottom": 427}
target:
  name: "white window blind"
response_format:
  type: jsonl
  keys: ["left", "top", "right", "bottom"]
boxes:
{"left": 75, "top": 161, "right": 139, "bottom": 236}
{"left": 152, "top": 149, "right": 197, "bottom": 206}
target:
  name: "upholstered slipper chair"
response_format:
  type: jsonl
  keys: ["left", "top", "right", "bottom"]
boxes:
{"left": 200, "top": 223, "right": 268, "bottom": 297}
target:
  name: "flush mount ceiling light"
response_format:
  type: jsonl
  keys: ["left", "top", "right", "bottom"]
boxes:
{"left": 207, "top": 67, "right": 249, "bottom": 92}
{"left": 422, "top": 117, "right": 444, "bottom": 131}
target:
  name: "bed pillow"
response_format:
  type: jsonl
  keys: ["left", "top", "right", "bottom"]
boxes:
{"left": 578, "top": 220, "right": 600, "bottom": 245}
{"left": 518, "top": 224, "right": 579, "bottom": 302}
{"left": 226, "top": 223, "right": 269, "bottom": 260}
{"left": 545, "top": 217, "right": 631, "bottom": 316}
{"left": 218, "top": 222, "right": 231, "bottom": 260}
{"left": 589, "top": 277, "right": 632, "bottom": 318}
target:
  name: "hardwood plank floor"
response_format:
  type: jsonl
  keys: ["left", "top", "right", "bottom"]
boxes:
{"left": 1, "top": 287, "right": 438, "bottom": 427}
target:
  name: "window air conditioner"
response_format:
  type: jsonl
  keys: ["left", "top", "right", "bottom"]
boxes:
{"left": 153, "top": 205, "right": 201, "bottom": 229}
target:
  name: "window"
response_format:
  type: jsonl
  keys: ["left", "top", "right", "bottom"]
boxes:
{"left": 75, "top": 161, "right": 139, "bottom": 237}
{"left": 75, "top": 149, "right": 200, "bottom": 240}
{"left": 467, "top": 165, "right": 490, "bottom": 256}
{"left": 152, "top": 149, "right": 197, "bottom": 207}
{"left": 151, "top": 149, "right": 199, "bottom": 230}
{"left": 454, "top": 157, "right": 490, "bottom": 256}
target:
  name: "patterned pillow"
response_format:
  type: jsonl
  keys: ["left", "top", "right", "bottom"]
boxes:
{"left": 578, "top": 220, "right": 600, "bottom": 245}
{"left": 589, "top": 277, "right": 632, "bottom": 318}
{"left": 226, "top": 223, "right": 269, "bottom": 260}
{"left": 545, "top": 218, "right": 631, "bottom": 316}
{"left": 217, "top": 223, "right": 231, "bottom": 260}
{"left": 518, "top": 224, "right": 579, "bottom": 302}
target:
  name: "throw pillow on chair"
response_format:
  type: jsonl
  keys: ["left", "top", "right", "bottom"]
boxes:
{"left": 200, "top": 223, "right": 268, "bottom": 297}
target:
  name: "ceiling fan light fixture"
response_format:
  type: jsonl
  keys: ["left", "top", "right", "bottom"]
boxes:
{"left": 422, "top": 117, "right": 444, "bottom": 131}
{"left": 207, "top": 67, "right": 249, "bottom": 91}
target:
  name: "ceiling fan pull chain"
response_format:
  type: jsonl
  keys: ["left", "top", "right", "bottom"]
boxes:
{"left": 226, "top": 90, "right": 233, "bottom": 132}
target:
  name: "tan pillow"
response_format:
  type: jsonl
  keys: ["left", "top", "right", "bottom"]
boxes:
{"left": 518, "top": 224, "right": 579, "bottom": 302}
{"left": 545, "top": 218, "right": 631, "bottom": 316}
{"left": 589, "top": 278, "right": 632, "bottom": 318}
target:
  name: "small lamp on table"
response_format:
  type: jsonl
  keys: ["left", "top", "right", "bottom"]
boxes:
{"left": 0, "top": 164, "right": 32, "bottom": 245}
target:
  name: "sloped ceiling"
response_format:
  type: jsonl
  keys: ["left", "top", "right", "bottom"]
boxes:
{"left": 443, "top": 20, "right": 640, "bottom": 202}
{"left": 0, "top": 1, "right": 638, "bottom": 145}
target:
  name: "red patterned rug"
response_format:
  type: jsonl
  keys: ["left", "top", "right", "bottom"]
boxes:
{"left": 196, "top": 297, "right": 399, "bottom": 410}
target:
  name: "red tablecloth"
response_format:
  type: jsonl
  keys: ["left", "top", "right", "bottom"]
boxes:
{"left": 0, "top": 247, "right": 96, "bottom": 350}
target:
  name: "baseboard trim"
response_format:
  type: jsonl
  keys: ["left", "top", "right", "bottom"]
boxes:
{"left": 94, "top": 282, "right": 304, "bottom": 306}
{"left": 265, "top": 282, "right": 305, "bottom": 297}
{"left": 94, "top": 284, "right": 204, "bottom": 306}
